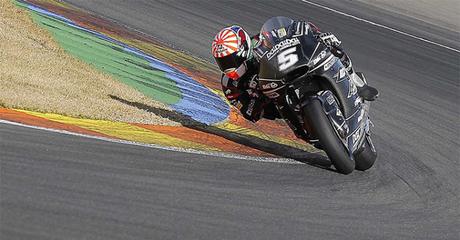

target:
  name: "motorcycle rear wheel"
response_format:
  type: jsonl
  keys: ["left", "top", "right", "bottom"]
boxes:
{"left": 354, "top": 137, "right": 377, "bottom": 171}
{"left": 303, "top": 99, "right": 355, "bottom": 174}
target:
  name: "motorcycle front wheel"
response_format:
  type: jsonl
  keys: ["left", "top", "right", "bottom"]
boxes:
{"left": 303, "top": 99, "right": 355, "bottom": 174}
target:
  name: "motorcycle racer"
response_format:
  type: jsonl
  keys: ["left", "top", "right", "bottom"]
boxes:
{"left": 212, "top": 25, "right": 277, "bottom": 122}
{"left": 211, "top": 18, "right": 378, "bottom": 122}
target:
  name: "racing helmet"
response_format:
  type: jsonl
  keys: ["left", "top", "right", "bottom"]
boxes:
{"left": 212, "top": 25, "right": 252, "bottom": 79}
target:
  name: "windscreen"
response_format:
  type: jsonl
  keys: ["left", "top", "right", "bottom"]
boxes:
{"left": 258, "top": 16, "right": 319, "bottom": 58}
{"left": 259, "top": 16, "right": 294, "bottom": 49}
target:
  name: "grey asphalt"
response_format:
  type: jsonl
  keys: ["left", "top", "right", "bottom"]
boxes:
{"left": 1, "top": 0, "right": 459, "bottom": 239}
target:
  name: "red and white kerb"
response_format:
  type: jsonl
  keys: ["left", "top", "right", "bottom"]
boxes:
{"left": 212, "top": 28, "right": 239, "bottom": 58}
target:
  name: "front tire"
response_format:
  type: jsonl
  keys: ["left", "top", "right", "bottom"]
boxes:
{"left": 304, "top": 99, "right": 355, "bottom": 174}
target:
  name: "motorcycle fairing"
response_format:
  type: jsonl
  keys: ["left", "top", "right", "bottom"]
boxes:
{"left": 255, "top": 18, "right": 371, "bottom": 155}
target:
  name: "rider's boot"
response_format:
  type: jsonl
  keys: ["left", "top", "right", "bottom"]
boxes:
{"left": 336, "top": 48, "right": 379, "bottom": 101}
{"left": 262, "top": 102, "right": 281, "bottom": 120}
{"left": 351, "top": 72, "right": 379, "bottom": 101}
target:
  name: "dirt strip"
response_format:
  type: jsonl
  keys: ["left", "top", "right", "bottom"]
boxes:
{"left": 0, "top": 0, "right": 176, "bottom": 125}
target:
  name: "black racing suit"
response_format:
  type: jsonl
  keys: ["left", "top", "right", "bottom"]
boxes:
{"left": 221, "top": 58, "right": 278, "bottom": 122}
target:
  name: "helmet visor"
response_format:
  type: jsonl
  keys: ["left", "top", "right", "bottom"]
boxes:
{"left": 215, "top": 52, "right": 244, "bottom": 72}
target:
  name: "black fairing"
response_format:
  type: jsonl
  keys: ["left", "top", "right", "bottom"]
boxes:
{"left": 257, "top": 26, "right": 318, "bottom": 80}
{"left": 255, "top": 18, "right": 368, "bottom": 154}
{"left": 255, "top": 19, "right": 359, "bottom": 118}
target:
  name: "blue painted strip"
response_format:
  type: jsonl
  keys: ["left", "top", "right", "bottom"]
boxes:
{"left": 22, "top": 0, "right": 230, "bottom": 125}
{"left": 166, "top": 73, "right": 229, "bottom": 125}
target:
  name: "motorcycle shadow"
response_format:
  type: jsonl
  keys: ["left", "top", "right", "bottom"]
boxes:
{"left": 109, "top": 95, "right": 333, "bottom": 171}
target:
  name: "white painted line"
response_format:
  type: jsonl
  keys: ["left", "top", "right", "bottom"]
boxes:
{"left": 0, "top": 120, "right": 303, "bottom": 164}
{"left": 301, "top": 0, "right": 460, "bottom": 53}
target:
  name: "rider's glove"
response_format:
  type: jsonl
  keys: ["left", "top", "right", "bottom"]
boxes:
{"left": 221, "top": 74, "right": 266, "bottom": 122}
{"left": 222, "top": 75, "right": 241, "bottom": 102}
{"left": 319, "top": 32, "right": 341, "bottom": 47}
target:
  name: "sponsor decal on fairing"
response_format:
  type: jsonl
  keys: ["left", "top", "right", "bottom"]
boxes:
{"left": 266, "top": 38, "right": 301, "bottom": 60}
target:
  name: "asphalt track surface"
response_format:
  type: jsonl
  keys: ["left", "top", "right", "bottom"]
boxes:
{"left": 1, "top": 0, "right": 459, "bottom": 239}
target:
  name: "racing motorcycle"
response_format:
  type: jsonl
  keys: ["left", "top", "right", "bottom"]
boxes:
{"left": 254, "top": 17, "right": 377, "bottom": 174}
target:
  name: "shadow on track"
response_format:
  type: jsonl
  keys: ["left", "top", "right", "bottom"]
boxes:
{"left": 109, "top": 95, "right": 333, "bottom": 170}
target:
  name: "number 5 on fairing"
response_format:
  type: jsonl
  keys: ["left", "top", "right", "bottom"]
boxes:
{"left": 278, "top": 47, "right": 299, "bottom": 71}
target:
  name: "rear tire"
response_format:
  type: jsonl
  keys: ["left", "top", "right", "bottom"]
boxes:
{"left": 354, "top": 137, "right": 377, "bottom": 171}
{"left": 304, "top": 99, "right": 354, "bottom": 174}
